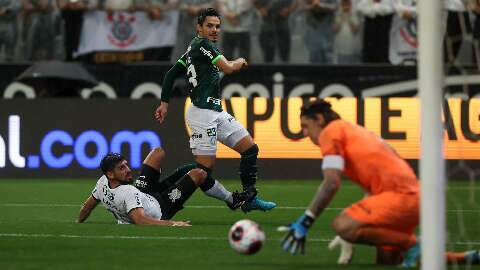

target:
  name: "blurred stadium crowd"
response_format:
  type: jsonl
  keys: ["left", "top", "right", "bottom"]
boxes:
{"left": 0, "top": 0, "right": 477, "bottom": 66}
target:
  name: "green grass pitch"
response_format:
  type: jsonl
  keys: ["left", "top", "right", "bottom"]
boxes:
{"left": 1, "top": 179, "right": 480, "bottom": 270}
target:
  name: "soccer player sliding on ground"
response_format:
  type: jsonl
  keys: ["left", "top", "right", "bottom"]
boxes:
{"left": 279, "top": 98, "right": 480, "bottom": 267}
{"left": 79, "top": 147, "right": 213, "bottom": 225}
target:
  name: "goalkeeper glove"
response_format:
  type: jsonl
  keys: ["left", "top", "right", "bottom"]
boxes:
{"left": 328, "top": 235, "right": 353, "bottom": 264}
{"left": 279, "top": 211, "right": 315, "bottom": 255}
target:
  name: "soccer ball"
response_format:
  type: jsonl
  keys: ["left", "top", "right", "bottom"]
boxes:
{"left": 228, "top": 219, "right": 265, "bottom": 255}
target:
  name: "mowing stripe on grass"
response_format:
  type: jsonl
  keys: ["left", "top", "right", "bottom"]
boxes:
{"left": 1, "top": 203, "right": 480, "bottom": 213}
{"left": 0, "top": 233, "right": 479, "bottom": 246}
{"left": 0, "top": 233, "right": 330, "bottom": 242}
{"left": 0, "top": 203, "right": 340, "bottom": 210}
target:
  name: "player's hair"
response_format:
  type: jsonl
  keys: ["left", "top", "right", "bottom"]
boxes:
{"left": 100, "top": 153, "right": 125, "bottom": 175}
{"left": 197, "top": 8, "right": 220, "bottom": 26}
{"left": 300, "top": 99, "right": 341, "bottom": 124}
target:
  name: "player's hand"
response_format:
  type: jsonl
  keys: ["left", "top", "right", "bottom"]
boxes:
{"left": 171, "top": 220, "right": 191, "bottom": 227}
{"left": 238, "top": 58, "right": 248, "bottom": 69}
{"left": 278, "top": 213, "right": 315, "bottom": 255}
{"left": 328, "top": 235, "right": 353, "bottom": 264}
{"left": 154, "top": 102, "right": 168, "bottom": 123}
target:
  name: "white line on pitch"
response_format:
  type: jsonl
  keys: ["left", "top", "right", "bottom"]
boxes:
{"left": 0, "top": 233, "right": 479, "bottom": 246}
{"left": 1, "top": 203, "right": 480, "bottom": 212}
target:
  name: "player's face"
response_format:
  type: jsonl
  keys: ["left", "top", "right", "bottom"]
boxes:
{"left": 300, "top": 115, "right": 325, "bottom": 145}
{"left": 197, "top": 16, "right": 221, "bottom": 42}
{"left": 111, "top": 160, "right": 133, "bottom": 183}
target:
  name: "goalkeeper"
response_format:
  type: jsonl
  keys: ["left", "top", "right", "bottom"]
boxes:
{"left": 280, "top": 99, "right": 480, "bottom": 267}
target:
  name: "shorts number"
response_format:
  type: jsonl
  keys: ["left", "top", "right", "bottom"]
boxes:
{"left": 207, "top": 128, "right": 217, "bottom": 137}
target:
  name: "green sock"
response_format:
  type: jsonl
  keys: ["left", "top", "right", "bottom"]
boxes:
{"left": 239, "top": 144, "right": 259, "bottom": 190}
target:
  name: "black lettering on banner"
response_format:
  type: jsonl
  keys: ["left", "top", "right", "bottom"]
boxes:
{"left": 357, "top": 98, "right": 365, "bottom": 127}
{"left": 247, "top": 98, "right": 274, "bottom": 138}
{"left": 380, "top": 98, "right": 406, "bottom": 140}
{"left": 442, "top": 100, "right": 457, "bottom": 140}
{"left": 281, "top": 99, "right": 304, "bottom": 140}
{"left": 461, "top": 100, "right": 480, "bottom": 142}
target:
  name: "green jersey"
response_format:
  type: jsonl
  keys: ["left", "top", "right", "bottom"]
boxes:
{"left": 178, "top": 36, "right": 223, "bottom": 112}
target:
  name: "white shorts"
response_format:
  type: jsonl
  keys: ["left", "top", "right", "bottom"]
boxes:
{"left": 186, "top": 104, "right": 250, "bottom": 156}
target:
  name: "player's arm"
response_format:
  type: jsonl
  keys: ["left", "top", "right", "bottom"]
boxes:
{"left": 307, "top": 168, "right": 342, "bottom": 217}
{"left": 128, "top": 208, "right": 191, "bottom": 226}
{"left": 214, "top": 56, "right": 248, "bottom": 74}
{"left": 280, "top": 156, "right": 343, "bottom": 255}
{"left": 77, "top": 195, "right": 99, "bottom": 223}
{"left": 155, "top": 60, "right": 187, "bottom": 123}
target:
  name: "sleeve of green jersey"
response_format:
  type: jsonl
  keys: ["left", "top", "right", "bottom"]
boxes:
{"left": 177, "top": 54, "right": 187, "bottom": 68}
{"left": 161, "top": 59, "right": 187, "bottom": 103}
{"left": 202, "top": 39, "right": 223, "bottom": 64}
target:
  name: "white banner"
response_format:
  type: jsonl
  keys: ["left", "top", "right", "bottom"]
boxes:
{"left": 76, "top": 10, "right": 179, "bottom": 56}
{"left": 389, "top": 15, "right": 417, "bottom": 65}
{"left": 389, "top": 0, "right": 418, "bottom": 65}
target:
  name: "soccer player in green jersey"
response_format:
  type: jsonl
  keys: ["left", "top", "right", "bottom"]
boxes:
{"left": 154, "top": 8, "right": 276, "bottom": 212}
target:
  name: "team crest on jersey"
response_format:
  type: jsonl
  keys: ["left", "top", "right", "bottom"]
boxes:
{"left": 168, "top": 188, "right": 182, "bottom": 202}
{"left": 107, "top": 12, "right": 137, "bottom": 48}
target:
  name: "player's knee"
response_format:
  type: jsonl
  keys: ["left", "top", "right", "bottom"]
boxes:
{"left": 241, "top": 143, "right": 259, "bottom": 157}
{"left": 187, "top": 169, "right": 207, "bottom": 186}
{"left": 151, "top": 147, "right": 166, "bottom": 161}
{"left": 332, "top": 216, "right": 358, "bottom": 243}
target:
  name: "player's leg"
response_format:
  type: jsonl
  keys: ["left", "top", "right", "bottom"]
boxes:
{"left": 216, "top": 111, "right": 276, "bottom": 212}
{"left": 376, "top": 246, "right": 404, "bottom": 265}
{"left": 193, "top": 156, "right": 252, "bottom": 210}
{"left": 157, "top": 168, "right": 206, "bottom": 220}
{"left": 332, "top": 213, "right": 417, "bottom": 250}
{"left": 186, "top": 105, "right": 251, "bottom": 209}
{"left": 402, "top": 245, "right": 480, "bottom": 266}
{"left": 134, "top": 147, "right": 166, "bottom": 193}
{"left": 331, "top": 192, "right": 419, "bottom": 265}
{"left": 231, "top": 136, "right": 258, "bottom": 194}
{"left": 446, "top": 250, "right": 480, "bottom": 264}
{"left": 157, "top": 163, "right": 196, "bottom": 192}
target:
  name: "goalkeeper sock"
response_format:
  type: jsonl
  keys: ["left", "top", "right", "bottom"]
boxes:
{"left": 446, "top": 252, "right": 468, "bottom": 264}
{"left": 446, "top": 250, "right": 480, "bottom": 264}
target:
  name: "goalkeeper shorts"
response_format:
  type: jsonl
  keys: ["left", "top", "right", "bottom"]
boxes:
{"left": 344, "top": 191, "right": 419, "bottom": 234}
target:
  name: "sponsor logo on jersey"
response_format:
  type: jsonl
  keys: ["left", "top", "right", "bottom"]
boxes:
{"left": 134, "top": 192, "right": 141, "bottom": 205}
{"left": 103, "top": 186, "right": 115, "bottom": 201}
{"left": 210, "top": 137, "right": 217, "bottom": 146}
{"left": 135, "top": 179, "right": 148, "bottom": 188}
{"left": 191, "top": 133, "right": 203, "bottom": 139}
{"left": 168, "top": 188, "right": 182, "bottom": 203}
{"left": 200, "top": 47, "right": 214, "bottom": 60}
{"left": 206, "top": 97, "right": 221, "bottom": 105}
